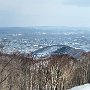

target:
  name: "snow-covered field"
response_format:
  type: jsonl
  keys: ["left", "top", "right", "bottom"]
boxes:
{"left": 69, "top": 83, "right": 90, "bottom": 90}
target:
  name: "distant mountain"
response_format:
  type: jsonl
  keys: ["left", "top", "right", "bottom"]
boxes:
{"left": 0, "top": 27, "right": 37, "bottom": 34}
{"left": 32, "top": 45, "right": 85, "bottom": 59}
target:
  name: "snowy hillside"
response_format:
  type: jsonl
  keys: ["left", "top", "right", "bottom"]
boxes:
{"left": 69, "top": 83, "right": 90, "bottom": 90}
{"left": 32, "top": 45, "right": 85, "bottom": 59}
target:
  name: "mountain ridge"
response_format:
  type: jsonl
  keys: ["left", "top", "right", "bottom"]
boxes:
{"left": 32, "top": 45, "right": 85, "bottom": 59}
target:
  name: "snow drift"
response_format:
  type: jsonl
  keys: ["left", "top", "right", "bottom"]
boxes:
{"left": 69, "top": 83, "right": 90, "bottom": 90}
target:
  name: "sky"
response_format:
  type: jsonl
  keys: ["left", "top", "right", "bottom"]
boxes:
{"left": 0, "top": 0, "right": 90, "bottom": 27}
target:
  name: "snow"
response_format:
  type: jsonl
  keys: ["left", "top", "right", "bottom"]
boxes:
{"left": 32, "top": 45, "right": 65, "bottom": 57}
{"left": 32, "top": 45, "right": 84, "bottom": 59}
{"left": 69, "top": 83, "right": 90, "bottom": 90}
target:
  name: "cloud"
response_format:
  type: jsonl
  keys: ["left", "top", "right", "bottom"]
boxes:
{"left": 62, "top": 0, "right": 90, "bottom": 7}
{"left": 0, "top": 0, "right": 32, "bottom": 26}
{"left": 0, "top": 0, "right": 90, "bottom": 27}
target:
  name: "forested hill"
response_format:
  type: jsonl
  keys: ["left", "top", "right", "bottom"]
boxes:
{"left": 0, "top": 51, "right": 90, "bottom": 90}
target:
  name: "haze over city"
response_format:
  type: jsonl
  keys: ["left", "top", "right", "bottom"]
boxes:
{"left": 0, "top": 0, "right": 90, "bottom": 27}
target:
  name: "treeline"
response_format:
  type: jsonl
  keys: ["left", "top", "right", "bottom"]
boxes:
{"left": 0, "top": 52, "right": 90, "bottom": 90}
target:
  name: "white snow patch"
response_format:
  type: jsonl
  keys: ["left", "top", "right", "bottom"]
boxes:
{"left": 69, "top": 83, "right": 90, "bottom": 90}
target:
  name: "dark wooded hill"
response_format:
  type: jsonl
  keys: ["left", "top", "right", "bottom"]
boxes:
{"left": 0, "top": 51, "right": 90, "bottom": 90}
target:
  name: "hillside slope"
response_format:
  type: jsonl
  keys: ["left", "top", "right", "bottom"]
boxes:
{"left": 32, "top": 45, "right": 85, "bottom": 59}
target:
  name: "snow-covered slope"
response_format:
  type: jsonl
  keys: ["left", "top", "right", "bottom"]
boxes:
{"left": 32, "top": 45, "right": 64, "bottom": 58}
{"left": 69, "top": 83, "right": 90, "bottom": 90}
{"left": 32, "top": 45, "right": 85, "bottom": 59}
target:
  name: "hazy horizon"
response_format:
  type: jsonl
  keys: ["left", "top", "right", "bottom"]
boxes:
{"left": 0, "top": 0, "right": 90, "bottom": 27}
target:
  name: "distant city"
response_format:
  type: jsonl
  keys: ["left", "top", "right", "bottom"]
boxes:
{"left": 0, "top": 27, "right": 90, "bottom": 54}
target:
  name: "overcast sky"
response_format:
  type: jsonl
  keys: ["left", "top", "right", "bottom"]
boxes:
{"left": 0, "top": 0, "right": 90, "bottom": 27}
